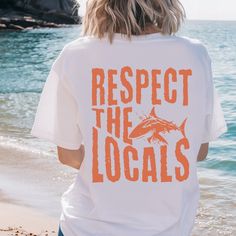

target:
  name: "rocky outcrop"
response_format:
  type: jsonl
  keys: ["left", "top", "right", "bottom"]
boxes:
{"left": 0, "top": 0, "right": 81, "bottom": 30}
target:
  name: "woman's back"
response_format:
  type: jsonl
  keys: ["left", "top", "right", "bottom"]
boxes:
{"left": 31, "top": 32, "right": 227, "bottom": 235}
{"left": 30, "top": 0, "right": 227, "bottom": 235}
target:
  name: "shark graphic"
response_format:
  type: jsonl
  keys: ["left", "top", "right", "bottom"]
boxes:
{"left": 129, "top": 107, "right": 187, "bottom": 145}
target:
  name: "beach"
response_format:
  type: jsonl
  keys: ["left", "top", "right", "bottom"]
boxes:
{"left": 0, "top": 21, "right": 235, "bottom": 235}
{"left": 0, "top": 201, "right": 58, "bottom": 236}
{"left": 0, "top": 139, "right": 76, "bottom": 236}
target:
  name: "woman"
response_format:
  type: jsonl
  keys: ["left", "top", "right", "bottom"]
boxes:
{"left": 31, "top": 0, "right": 228, "bottom": 236}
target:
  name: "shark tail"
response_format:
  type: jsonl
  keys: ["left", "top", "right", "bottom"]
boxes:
{"left": 179, "top": 118, "right": 187, "bottom": 138}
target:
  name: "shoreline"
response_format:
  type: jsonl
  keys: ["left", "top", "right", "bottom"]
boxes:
{"left": 0, "top": 136, "right": 68, "bottom": 235}
{"left": 0, "top": 136, "right": 76, "bottom": 218}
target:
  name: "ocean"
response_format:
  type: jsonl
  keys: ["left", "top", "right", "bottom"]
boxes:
{"left": 0, "top": 20, "right": 235, "bottom": 235}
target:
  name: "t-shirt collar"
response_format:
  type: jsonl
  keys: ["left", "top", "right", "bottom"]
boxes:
{"left": 105, "top": 32, "right": 166, "bottom": 41}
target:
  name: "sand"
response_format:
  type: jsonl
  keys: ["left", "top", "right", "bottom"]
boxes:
{"left": 0, "top": 201, "right": 59, "bottom": 236}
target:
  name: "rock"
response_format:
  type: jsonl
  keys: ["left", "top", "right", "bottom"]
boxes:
{"left": 0, "top": 0, "right": 81, "bottom": 30}
{"left": 39, "top": 21, "right": 61, "bottom": 28}
{"left": 7, "top": 23, "right": 25, "bottom": 30}
{"left": 0, "top": 23, "right": 7, "bottom": 29}
{"left": 0, "top": 16, "right": 11, "bottom": 23}
{"left": 1, "top": 0, "right": 81, "bottom": 24}
{"left": 0, "top": 15, "right": 64, "bottom": 30}
{"left": 6, "top": 17, "right": 40, "bottom": 28}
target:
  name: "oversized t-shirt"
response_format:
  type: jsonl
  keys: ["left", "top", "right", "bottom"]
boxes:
{"left": 30, "top": 32, "right": 228, "bottom": 236}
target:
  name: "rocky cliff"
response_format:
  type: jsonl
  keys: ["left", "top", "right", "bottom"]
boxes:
{"left": 0, "top": 0, "right": 81, "bottom": 30}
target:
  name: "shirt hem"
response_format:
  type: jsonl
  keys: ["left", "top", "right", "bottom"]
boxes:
{"left": 30, "top": 127, "right": 82, "bottom": 150}
{"left": 201, "top": 125, "right": 228, "bottom": 143}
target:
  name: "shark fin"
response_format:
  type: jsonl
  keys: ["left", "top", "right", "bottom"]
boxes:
{"left": 179, "top": 118, "right": 187, "bottom": 138}
{"left": 150, "top": 107, "right": 157, "bottom": 118}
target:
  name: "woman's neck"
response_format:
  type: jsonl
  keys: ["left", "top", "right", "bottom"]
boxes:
{"left": 116, "top": 24, "right": 161, "bottom": 35}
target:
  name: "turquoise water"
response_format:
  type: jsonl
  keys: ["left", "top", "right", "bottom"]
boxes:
{"left": 0, "top": 21, "right": 235, "bottom": 175}
{"left": 0, "top": 21, "right": 235, "bottom": 235}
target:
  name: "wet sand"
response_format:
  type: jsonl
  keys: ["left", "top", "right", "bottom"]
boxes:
{"left": 0, "top": 139, "right": 71, "bottom": 236}
{"left": 0, "top": 199, "right": 58, "bottom": 236}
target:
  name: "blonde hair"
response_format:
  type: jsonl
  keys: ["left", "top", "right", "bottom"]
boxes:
{"left": 80, "top": 0, "right": 185, "bottom": 44}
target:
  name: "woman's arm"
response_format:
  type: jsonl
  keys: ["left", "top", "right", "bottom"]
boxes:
{"left": 57, "top": 145, "right": 85, "bottom": 170}
{"left": 197, "top": 143, "right": 209, "bottom": 162}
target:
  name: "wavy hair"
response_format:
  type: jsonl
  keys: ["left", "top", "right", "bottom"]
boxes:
{"left": 80, "top": 0, "right": 185, "bottom": 44}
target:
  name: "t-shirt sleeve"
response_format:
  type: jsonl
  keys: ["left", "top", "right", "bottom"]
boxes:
{"left": 201, "top": 50, "right": 228, "bottom": 143}
{"left": 30, "top": 46, "right": 83, "bottom": 150}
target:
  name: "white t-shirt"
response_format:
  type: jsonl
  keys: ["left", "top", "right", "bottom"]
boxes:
{"left": 30, "top": 32, "right": 228, "bottom": 236}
